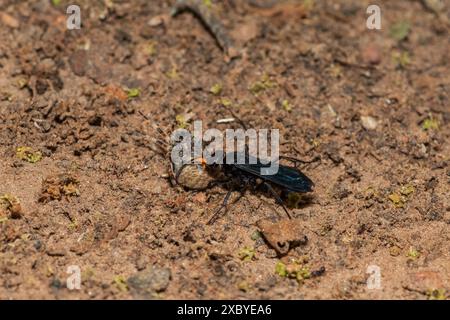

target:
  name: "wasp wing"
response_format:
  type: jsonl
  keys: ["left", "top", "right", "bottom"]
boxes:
{"left": 234, "top": 161, "right": 314, "bottom": 192}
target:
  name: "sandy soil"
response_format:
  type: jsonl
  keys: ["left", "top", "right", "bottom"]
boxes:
{"left": 0, "top": 0, "right": 449, "bottom": 299}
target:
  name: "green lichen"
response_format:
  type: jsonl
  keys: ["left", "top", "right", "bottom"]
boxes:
{"left": 68, "top": 218, "right": 79, "bottom": 230}
{"left": 422, "top": 116, "right": 439, "bottom": 131}
{"left": 407, "top": 247, "right": 420, "bottom": 260}
{"left": 210, "top": 83, "right": 222, "bottom": 95}
{"left": 16, "top": 146, "right": 42, "bottom": 163}
{"left": 327, "top": 64, "right": 342, "bottom": 78}
{"left": 203, "top": 0, "right": 212, "bottom": 8}
{"left": 275, "top": 261, "right": 287, "bottom": 277}
{"left": 296, "top": 267, "right": 311, "bottom": 281}
{"left": 388, "top": 184, "right": 414, "bottom": 208}
{"left": 251, "top": 230, "right": 262, "bottom": 241}
{"left": 17, "top": 78, "right": 28, "bottom": 89}
{"left": 219, "top": 98, "right": 232, "bottom": 107}
{"left": 166, "top": 66, "right": 179, "bottom": 79}
{"left": 249, "top": 73, "right": 276, "bottom": 95}
{"left": 388, "top": 192, "right": 403, "bottom": 207}
{"left": 146, "top": 41, "right": 157, "bottom": 56}
{"left": 238, "top": 247, "right": 256, "bottom": 262}
{"left": 281, "top": 100, "right": 292, "bottom": 112}
{"left": 303, "top": 0, "right": 315, "bottom": 10}
{"left": 400, "top": 185, "right": 415, "bottom": 196}
{"left": 426, "top": 288, "right": 446, "bottom": 300}
{"left": 275, "top": 261, "right": 311, "bottom": 283}
{"left": 393, "top": 51, "right": 410, "bottom": 68}
{"left": 175, "top": 114, "right": 188, "bottom": 129}
{"left": 126, "top": 88, "right": 140, "bottom": 98}
{"left": 237, "top": 280, "right": 250, "bottom": 292}
{"left": 113, "top": 275, "right": 128, "bottom": 292}
{"left": 1, "top": 194, "right": 18, "bottom": 208}
{"left": 82, "top": 268, "right": 95, "bottom": 282}
{"left": 310, "top": 138, "right": 320, "bottom": 148}
{"left": 389, "top": 20, "right": 410, "bottom": 41}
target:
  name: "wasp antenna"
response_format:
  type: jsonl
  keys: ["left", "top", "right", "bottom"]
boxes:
{"left": 220, "top": 103, "right": 248, "bottom": 131}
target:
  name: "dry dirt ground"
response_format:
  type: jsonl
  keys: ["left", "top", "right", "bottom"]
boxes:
{"left": 0, "top": 0, "right": 449, "bottom": 300}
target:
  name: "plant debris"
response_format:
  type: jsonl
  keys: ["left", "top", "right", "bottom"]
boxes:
{"left": 172, "top": 0, "right": 239, "bottom": 60}
{"left": 0, "top": 194, "right": 23, "bottom": 219}
{"left": 39, "top": 174, "right": 80, "bottom": 203}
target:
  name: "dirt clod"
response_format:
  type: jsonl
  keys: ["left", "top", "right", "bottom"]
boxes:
{"left": 257, "top": 218, "right": 308, "bottom": 255}
{"left": 127, "top": 266, "right": 172, "bottom": 299}
{"left": 39, "top": 174, "right": 80, "bottom": 203}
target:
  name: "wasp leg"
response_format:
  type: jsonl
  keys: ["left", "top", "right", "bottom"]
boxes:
{"left": 207, "top": 189, "right": 233, "bottom": 225}
{"left": 263, "top": 182, "right": 292, "bottom": 219}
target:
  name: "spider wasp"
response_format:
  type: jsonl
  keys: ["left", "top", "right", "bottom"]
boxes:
{"left": 145, "top": 112, "right": 316, "bottom": 224}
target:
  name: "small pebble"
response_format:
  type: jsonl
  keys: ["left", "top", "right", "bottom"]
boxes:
{"left": 1, "top": 13, "right": 20, "bottom": 29}
{"left": 361, "top": 115, "right": 378, "bottom": 130}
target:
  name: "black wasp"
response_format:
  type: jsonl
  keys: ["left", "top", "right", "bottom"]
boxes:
{"left": 144, "top": 112, "right": 316, "bottom": 224}
{"left": 175, "top": 151, "right": 315, "bottom": 224}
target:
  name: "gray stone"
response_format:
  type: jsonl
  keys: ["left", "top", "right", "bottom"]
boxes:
{"left": 127, "top": 266, "right": 171, "bottom": 299}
